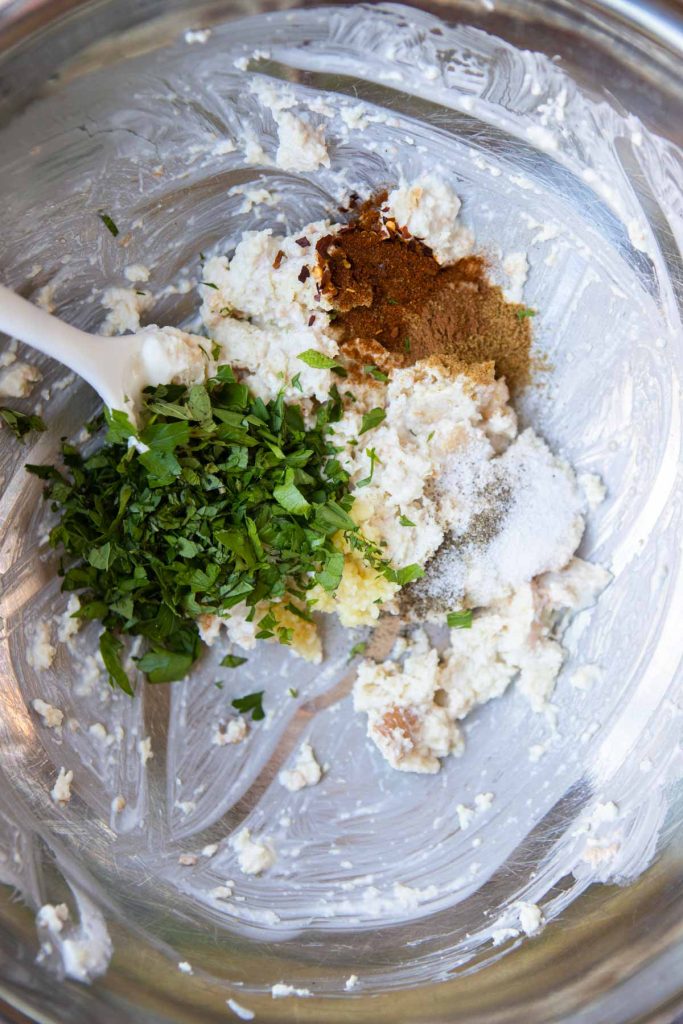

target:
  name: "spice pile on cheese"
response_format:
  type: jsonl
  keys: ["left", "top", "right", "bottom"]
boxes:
{"left": 33, "top": 176, "right": 610, "bottom": 774}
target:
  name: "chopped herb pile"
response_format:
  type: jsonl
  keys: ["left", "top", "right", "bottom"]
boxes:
{"left": 28, "top": 369, "right": 420, "bottom": 693}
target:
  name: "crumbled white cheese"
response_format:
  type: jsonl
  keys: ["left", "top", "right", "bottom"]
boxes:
{"left": 275, "top": 112, "right": 329, "bottom": 171}
{"left": 213, "top": 717, "right": 248, "bottom": 746}
{"left": 232, "top": 828, "right": 275, "bottom": 875}
{"left": 271, "top": 983, "right": 312, "bottom": 999}
{"left": 138, "top": 737, "right": 153, "bottom": 765}
{"left": 570, "top": 664, "right": 603, "bottom": 690}
{"left": 135, "top": 326, "right": 214, "bottom": 391}
{"left": 201, "top": 843, "right": 218, "bottom": 857}
{"left": 386, "top": 175, "right": 473, "bottom": 265}
{"left": 100, "top": 286, "right": 154, "bottom": 336}
{"left": 124, "top": 263, "right": 150, "bottom": 283}
{"left": 278, "top": 743, "right": 322, "bottom": 791}
{"left": 354, "top": 630, "right": 463, "bottom": 773}
{"left": 0, "top": 361, "right": 41, "bottom": 398}
{"left": 57, "top": 594, "right": 81, "bottom": 646}
{"left": 32, "top": 698, "right": 63, "bottom": 730}
{"left": 178, "top": 853, "right": 198, "bottom": 867}
{"left": 178, "top": 960, "right": 193, "bottom": 974}
{"left": 578, "top": 471, "right": 607, "bottom": 510}
{"left": 184, "top": 28, "right": 211, "bottom": 44}
{"left": 211, "top": 883, "right": 234, "bottom": 900}
{"left": 176, "top": 800, "right": 196, "bottom": 816}
{"left": 51, "top": 767, "right": 73, "bottom": 805}
{"left": 502, "top": 251, "right": 529, "bottom": 303}
{"left": 36, "top": 903, "right": 70, "bottom": 933}
{"left": 517, "top": 901, "right": 544, "bottom": 935}
{"left": 345, "top": 974, "right": 359, "bottom": 991}
{"left": 111, "top": 795, "right": 126, "bottom": 814}
{"left": 28, "top": 621, "right": 56, "bottom": 671}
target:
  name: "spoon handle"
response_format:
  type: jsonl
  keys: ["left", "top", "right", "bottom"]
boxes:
{"left": 0, "top": 284, "right": 116, "bottom": 407}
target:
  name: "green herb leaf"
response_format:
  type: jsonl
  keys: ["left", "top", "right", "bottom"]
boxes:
{"left": 291, "top": 372, "right": 303, "bottom": 392}
{"left": 404, "top": 337, "right": 411, "bottom": 353}
{"left": 287, "top": 686, "right": 298, "bottom": 698}
{"left": 99, "top": 630, "right": 133, "bottom": 695}
{"left": 516, "top": 306, "right": 537, "bottom": 320}
{"left": 137, "top": 649, "right": 194, "bottom": 683}
{"left": 232, "top": 690, "right": 265, "bottom": 721}
{"left": 98, "top": 212, "right": 119, "bottom": 237}
{"left": 362, "top": 364, "right": 389, "bottom": 383}
{"left": 348, "top": 641, "right": 367, "bottom": 661}
{"left": 446, "top": 609, "right": 473, "bottom": 629}
{"left": 359, "top": 408, "right": 386, "bottom": 435}
{"left": 273, "top": 475, "right": 311, "bottom": 516}
{"left": 356, "top": 446, "right": 379, "bottom": 488}
{"left": 398, "top": 514, "right": 416, "bottom": 527}
{"left": 221, "top": 654, "right": 248, "bottom": 668}
{"left": 315, "top": 550, "right": 345, "bottom": 592}
{"left": 394, "top": 563, "right": 424, "bottom": 586}
{"left": 0, "top": 407, "right": 46, "bottom": 441}
{"left": 297, "top": 349, "right": 342, "bottom": 370}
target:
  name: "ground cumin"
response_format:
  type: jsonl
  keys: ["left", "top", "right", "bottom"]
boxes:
{"left": 316, "top": 193, "right": 532, "bottom": 392}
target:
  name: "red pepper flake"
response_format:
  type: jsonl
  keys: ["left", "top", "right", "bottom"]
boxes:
{"left": 295, "top": 236, "right": 310, "bottom": 248}
{"left": 298, "top": 266, "right": 310, "bottom": 283}
{"left": 272, "top": 249, "right": 285, "bottom": 269}
{"left": 308, "top": 314, "right": 316, "bottom": 326}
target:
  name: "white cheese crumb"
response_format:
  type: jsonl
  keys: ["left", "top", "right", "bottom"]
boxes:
{"left": 57, "top": 594, "right": 81, "bottom": 645}
{"left": 271, "top": 983, "right": 312, "bottom": 999}
{"left": 275, "top": 112, "right": 329, "bottom": 172}
{"left": 138, "top": 737, "right": 153, "bottom": 765}
{"left": 345, "top": 974, "right": 359, "bottom": 990}
{"left": 386, "top": 175, "right": 473, "bottom": 265}
{"left": 176, "top": 800, "right": 197, "bottom": 816}
{"left": 570, "top": 664, "right": 603, "bottom": 690}
{"left": 474, "top": 791, "right": 494, "bottom": 812}
{"left": 28, "top": 622, "right": 56, "bottom": 671}
{"left": 210, "top": 884, "right": 234, "bottom": 900}
{"left": 36, "top": 903, "right": 70, "bottom": 932}
{"left": 88, "top": 722, "right": 113, "bottom": 745}
{"left": 124, "top": 263, "right": 150, "bottom": 283}
{"left": 491, "top": 927, "right": 519, "bottom": 946}
{"left": 100, "top": 286, "right": 154, "bottom": 336}
{"left": 178, "top": 960, "right": 194, "bottom": 974}
{"left": 184, "top": 28, "right": 211, "bottom": 44}
{"left": 278, "top": 743, "right": 322, "bottom": 791}
{"left": 51, "top": 767, "right": 73, "bottom": 805}
{"left": 31, "top": 698, "right": 63, "bottom": 730}
{"left": 0, "top": 361, "right": 42, "bottom": 398}
{"left": 201, "top": 843, "right": 219, "bottom": 857}
{"left": 232, "top": 828, "right": 275, "bottom": 875}
{"left": 178, "top": 853, "right": 198, "bottom": 867}
{"left": 456, "top": 804, "right": 475, "bottom": 830}
{"left": 111, "top": 795, "right": 126, "bottom": 814}
{"left": 502, "top": 251, "right": 529, "bottom": 303}
{"left": 578, "top": 472, "right": 607, "bottom": 510}
{"left": 227, "top": 998, "right": 255, "bottom": 1021}
{"left": 517, "top": 901, "right": 544, "bottom": 935}
{"left": 213, "top": 717, "right": 248, "bottom": 746}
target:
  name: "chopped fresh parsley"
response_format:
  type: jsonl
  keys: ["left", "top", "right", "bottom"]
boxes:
{"left": 363, "top": 364, "right": 389, "bottom": 383}
{"left": 232, "top": 690, "right": 265, "bottom": 721}
{"left": 348, "top": 641, "right": 367, "bottom": 661}
{"left": 394, "top": 563, "right": 425, "bottom": 586}
{"left": 516, "top": 306, "right": 537, "bottom": 321}
{"left": 98, "top": 212, "right": 119, "bottom": 237}
{"left": 297, "top": 349, "right": 342, "bottom": 370}
{"left": 291, "top": 372, "right": 303, "bottom": 393}
{"left": 203, "top": 281, "right": 219, "bottom": 290}
{"left": 221, "top": 654, "right": 248, "bottom": 668}
{"left": 359, "top": 408, "right": 386, "bottom": 435}
{"left": 404, "top": 337, "right": 411, "bottom": 353}
{"left": 356, "top": 447, "right": 379, "bottom": 488}
{"left": 447, "top": 609, "right": 473, "bottom": 629}
{"left": 398, "top": 514, "right": 416, "bottom": 527}
{"left": 27, "top": 373, "right": 409, "bottom": 693}
{"left": 1, "top": 407, "right": 46, "bottom": 441}
{"left": 287, "top": 687, "right": 298, "bottom": 698}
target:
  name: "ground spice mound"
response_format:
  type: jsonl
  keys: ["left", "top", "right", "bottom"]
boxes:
{"left": 316, "top": 194, "right": 532, "bottom": 391}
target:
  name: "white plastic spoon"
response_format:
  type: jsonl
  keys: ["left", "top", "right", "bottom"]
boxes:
{"left": 0, "top": 284, "right": 212, "bottom": 422}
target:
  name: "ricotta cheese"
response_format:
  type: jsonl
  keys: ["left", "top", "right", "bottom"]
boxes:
{"left": 32, "top": 699, "right": 64, "bottom": 730}
{"left": 232, "top": 828, "right": 275, "bottom": 875}
{"left": 0, "top": 361, "right": 41, "bottom": 398}
{"left": 278, "top": 743, "right": 322, "bottom": 791}
{"left": 51, "top": 767, "right": 73, "bottom": 805}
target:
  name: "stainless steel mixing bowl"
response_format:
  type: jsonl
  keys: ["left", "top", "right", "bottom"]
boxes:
{"left": 0, "top": 1, "right": 682, "bottom": 1022}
